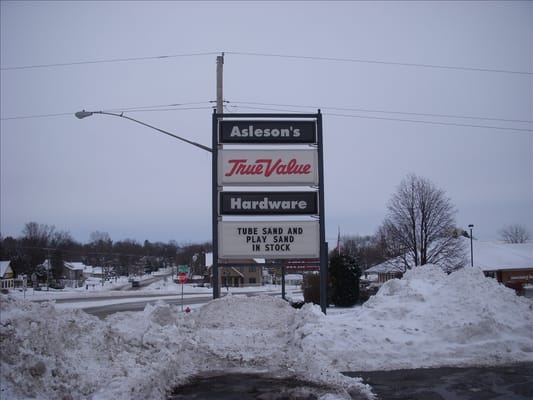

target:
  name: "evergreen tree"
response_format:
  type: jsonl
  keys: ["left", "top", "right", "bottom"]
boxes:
{"left": 329, "top": 253, "right": 361, "bottom": 307}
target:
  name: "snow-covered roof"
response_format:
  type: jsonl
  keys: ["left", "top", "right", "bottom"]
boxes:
{"left": 367, "top": 239, "right": 533, "bottom": 273}
{"left": 366, "top": 260, "right": 405, "bottom": 274}
{"left": 472, "top": 240, "right": 533, "bottom": 271}
{"left": 205, "top": 252, "right": 265, "bottom": 266}
{"left": 0, "top": 261, "right": 13, "bottom": 277}
{"left": 64, "top": 262, "right": 86, "bottom": 271}
{"left": 285, "top": 274, "right": 303, "bottom": 280}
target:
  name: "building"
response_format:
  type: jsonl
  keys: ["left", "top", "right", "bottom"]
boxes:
{"left": 366, "top": 239, "right": 533, "bottom": 292}
{"left": 0, "top": 261, "right": 15, "bottom": 279}
{"left": 473, "top": 241, "right": 533, "bottom": 291}
{"left": 206, "top": 252, "right": 264, "bottom": 288}
{"left": 364, "top": 261, "right": 405, "bottom": 284}
{"left": 0, "top": 261, "right": 16, "bottom": 290}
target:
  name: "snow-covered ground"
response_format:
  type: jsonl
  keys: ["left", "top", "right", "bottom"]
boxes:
{"left": 1, "top": 265, "right": 532, "bottom": 400}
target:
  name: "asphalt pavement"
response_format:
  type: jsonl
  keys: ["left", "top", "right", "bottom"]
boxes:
{"left": 166, "top": 364, "right": 533, "bottom": 400}
{"left": 344, "top": 363, "right": 533, "bottom": 400}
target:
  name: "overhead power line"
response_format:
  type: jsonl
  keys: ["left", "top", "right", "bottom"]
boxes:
{"left": 0, "top": 102, "right": 214, "bottom": 121}
{"left": 3, "top": 101, "right": 531, "bottom": 132}
{"left": 229, "top": 101, "right": 533, "bottom": 124}
{"left": 225, "top": 51, "right": 533, "bottom": 76}
{"left": 2, "top": 50, "right": 531, "bottom": 76}
{"left": 0, "top": 52, "right": 219, "bottom": 71}
{"left": 227, "top": 104, "right": 533, "bottom": 132}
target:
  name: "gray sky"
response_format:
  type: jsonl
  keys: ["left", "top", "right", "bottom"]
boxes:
{"left": 1, "top": 1, "right": 532, "bottom": 245}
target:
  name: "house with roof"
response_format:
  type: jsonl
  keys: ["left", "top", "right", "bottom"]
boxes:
{"left": 365, "top": 239, "right": 533, "bottom": 292}
{"left": 0, "top": 261, "right": 15, "bottom": 280}
{"left": 0, "top": 261, "right": 16, "bottom": 290}
{"left": 364, "top": 260, "right": 405, "bottom": 284}
{"left": 472, "top": 240, "right": 533, "bottom": 291}
{"left": 205, "top": 252, "right": 265, "bottom": 288}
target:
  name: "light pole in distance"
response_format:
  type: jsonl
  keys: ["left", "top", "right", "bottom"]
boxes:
{"left": 468, "top": 224, "right": 474, "bottom": 267}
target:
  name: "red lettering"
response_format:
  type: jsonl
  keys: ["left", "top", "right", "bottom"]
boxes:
{"left": 224, "top": 158, "right": 312, "bottom": 177}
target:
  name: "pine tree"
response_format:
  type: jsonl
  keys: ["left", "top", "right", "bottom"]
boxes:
{"left": 329, "top": 253, "right": 361, "bottom": 307}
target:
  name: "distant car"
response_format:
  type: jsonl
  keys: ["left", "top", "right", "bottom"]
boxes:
{"left": 49, "top": 281, "right": 65, "bottom": 290}
{"left": 131, "top": 280, "right": 140, "bottom": 288}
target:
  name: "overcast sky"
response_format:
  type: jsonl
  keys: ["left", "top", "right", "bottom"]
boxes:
{"left": 1, "top": 1, "right": 532, "bottom": 246}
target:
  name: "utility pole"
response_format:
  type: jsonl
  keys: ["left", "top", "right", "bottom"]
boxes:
{"left": 216, "top": 53, "right": 224, "bottom": 113}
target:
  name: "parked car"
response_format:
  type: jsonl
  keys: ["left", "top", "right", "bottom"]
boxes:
{"left": 49, "top": 281, "right": 65, "bottom": 290}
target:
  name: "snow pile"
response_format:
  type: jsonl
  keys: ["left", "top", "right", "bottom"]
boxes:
{"left": 1, "top": 295, "right": 369, "bottom": 400}
{"left": 2, "top": 265, "right": 533, "bottom": 399}
{"left": 303, "top": 265, "right": 533, "bottom": 371}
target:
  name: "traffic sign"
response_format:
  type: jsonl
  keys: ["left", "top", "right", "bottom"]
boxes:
{"left": 179, "top": 272, "right": 187, "bottom": 284}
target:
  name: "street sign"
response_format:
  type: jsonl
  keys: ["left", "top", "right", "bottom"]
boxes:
{"left": 218, "top": 149, "right": 319, "bottom": 186}
{"left": 178, "top": 265, "right": 189, "bottom": 273}
{"left": 220, "top": 191, "right": 318, "bottom": 215}
{"left": 218, "top": 220, "right": 320, "bottom": 259}
{"left": 219, "top": 120, "right": 316, "bottom": 144}
{"left": 179, "top": 272, "right": 187, "bottom": 284}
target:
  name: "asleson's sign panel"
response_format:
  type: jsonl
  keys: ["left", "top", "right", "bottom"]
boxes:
{"left": 219, "top": 120, "right": 316, "bottom": 144}
{"left": 218, "top": 221, "right": 320, "bottom": 259}
{"left": 220, "top": 191, "right": 318, "bottom": 215}
{"left": 218, "top": 149, "right": 318, "bottom": 186}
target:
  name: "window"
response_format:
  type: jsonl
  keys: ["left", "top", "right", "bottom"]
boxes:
{"left": 249, "top": 278, "right": 256, "bottom": 284}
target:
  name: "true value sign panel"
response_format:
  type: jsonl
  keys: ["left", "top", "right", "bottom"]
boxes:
{"left": 218, "top": 149, "right": 318, "bottom": 186}
{"left": 218, "top": 221, "right": 320, "bottom": 259}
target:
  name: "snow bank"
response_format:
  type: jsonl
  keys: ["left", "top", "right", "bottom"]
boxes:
{"left": 304, "top": 265, "right": 533, "bottom": 371}
{"left": 1, "top": 266, "right": 532, "bottom": 399}
{"left": 1, "top": 295, "right": 369, "bottom": 400}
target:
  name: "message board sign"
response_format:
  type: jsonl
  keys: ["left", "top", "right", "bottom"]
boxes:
{"left": 218, "top": 149, "right": 319, "bottom": 186}
{"left": 220, "top": 191, "right": 318, "bottom": 215}
{"left": 219, "top": 120, "right": 316, "bottom": 144}
{"left": 218, "top": 221, "right": 320, "bottom": 259}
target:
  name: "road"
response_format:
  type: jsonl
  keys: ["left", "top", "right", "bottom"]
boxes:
{"left": 344, "top": 363, "right": 533, "bottom": 399}
{"left": 81, "top": 294, "right": 214, "bottom": 318}
{"left": 53, "top": 288, "right": 291, "bottom": 319}
{"left": 167, "top": 364, "right": 533, "bottom": 399}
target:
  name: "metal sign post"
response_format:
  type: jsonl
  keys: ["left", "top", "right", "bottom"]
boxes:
{"left": 179, "top": 272, "right": 186, "bottom": 311}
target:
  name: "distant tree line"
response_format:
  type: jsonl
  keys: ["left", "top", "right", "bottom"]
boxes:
{"left": 0, "top": 222, "right": 211, "bottom": 280}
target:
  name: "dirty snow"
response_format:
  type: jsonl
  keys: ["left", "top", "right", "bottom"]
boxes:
{"left": 1, "top": 265, "right": 532, "bottom": 400}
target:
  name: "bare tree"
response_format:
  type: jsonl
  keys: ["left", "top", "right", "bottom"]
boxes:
{"left": 382, "top": 174, "right": 465, "bottom": 271}
{"left": 499, "top": 224, "right": 530, "bottom": 244}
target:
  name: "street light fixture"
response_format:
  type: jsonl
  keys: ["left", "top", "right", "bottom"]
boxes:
{"left": 468, "top": 224, "right": 474, "bottom": 267}
{"left": 75, "top": 110, "right": 212, "bottom": 153}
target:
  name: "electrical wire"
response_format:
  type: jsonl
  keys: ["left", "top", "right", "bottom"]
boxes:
{"left": 227, "top": 104, "right": 533, "bottom": 132}
{"left": 3, "top": 101, "right": 531, "bottom": 132}
{"left": 0, "top": 103, "right": 213, "bottom": 121}
{"left": 225, "top": 51, "right": 532, "bottom": 76}
{"left": 0, "top": 112, "right": 75, "bottom": 121}
{"left": 0, "top": 52, "right": 219, "bottom": 71}
{"left": 2, "top": 50, "right": 531, "bottom": 76}
{"left": 228, "top": 101, "right": 533, "bottom": 124}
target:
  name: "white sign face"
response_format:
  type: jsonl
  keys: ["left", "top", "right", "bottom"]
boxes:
{"left": 218, "top": 149, "right": 319, "bottom": 186}
{"left": 219, "top": 221, "right": 320, "bottom": 259}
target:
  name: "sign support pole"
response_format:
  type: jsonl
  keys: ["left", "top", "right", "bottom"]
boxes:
{"left": 317, "top": 110, "right": 328, "bottom": 314}
{"left": 212, "top": 110, "right": 220, "bottom": 299}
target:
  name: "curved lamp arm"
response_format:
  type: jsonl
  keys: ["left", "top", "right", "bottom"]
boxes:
{"left": 75, "top": 110, "right": 212, "bottom": 153}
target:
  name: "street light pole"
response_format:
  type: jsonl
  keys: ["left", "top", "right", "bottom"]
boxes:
{"left": 468, "top": 224, "right": 474, "bottom": 267}
{"left": 75, "top": 110, "right": 212, "bottom": 153}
